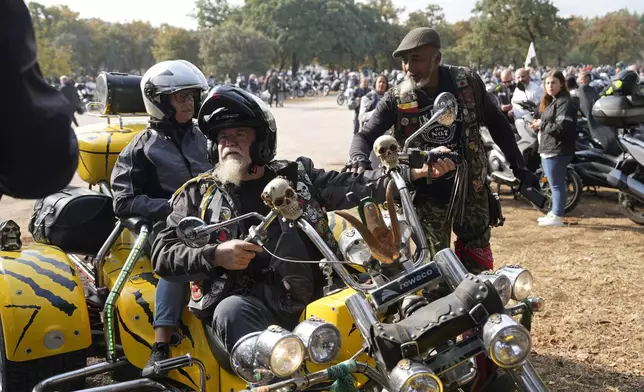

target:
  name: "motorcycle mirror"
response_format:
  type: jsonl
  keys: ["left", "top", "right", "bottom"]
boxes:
{"left": 516, "top": 81, "right": 526, "bottom": 92}
{"left": 433, "top": 92, "right": 458, "bottom": 127}
{"left": 402, "top": 92, "right": 459, "bottom": 153}
{"left": 176, "top": 217, "right": 211, "bottom": 248}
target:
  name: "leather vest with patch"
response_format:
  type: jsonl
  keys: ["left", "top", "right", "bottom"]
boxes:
{"left": 393, "top": 65, "right": 488, "bottom": 194}
{"left": 185, "top": 160, "right": 339, "bottom": 319}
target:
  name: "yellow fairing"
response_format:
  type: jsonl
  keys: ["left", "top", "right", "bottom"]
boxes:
{"left": 75, "top": 121, "right": 147, "bottom": 185}
{"left": 304, "top": 288, "right": 374, "bottom": 384}
{"left": 106, "top": 230, "right": 246, "bottom": 391}
{"left": 0, "top": 245, "right": 91, "bottom": 362}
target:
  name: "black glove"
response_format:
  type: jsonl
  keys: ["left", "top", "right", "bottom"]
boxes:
{"left": 341, "top": 156, "right": 372, "bottom": 173}
{"left": 513, "top": 167, "right": 547, "bottom": 208}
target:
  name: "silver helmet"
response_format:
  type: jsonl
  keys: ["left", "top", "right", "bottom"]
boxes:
{"left": 140, "top": 60, "right": 208, "bottom": 120}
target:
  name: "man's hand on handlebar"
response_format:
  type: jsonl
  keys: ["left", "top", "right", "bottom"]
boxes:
{"left": 410, "top": 146, "right": 457, "bottom": 180}
{"left": 342, "top": 156, "right": 372, "bottom": 174}
{"left": 213, "top": 239, "right": 263, "bottom": 270}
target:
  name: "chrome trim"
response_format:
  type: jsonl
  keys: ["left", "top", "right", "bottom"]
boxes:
{"left": 32, "top": 359, "right": 130, "bottom": 392}
{"left": 507, "top": 360, "right": 550, "bottom": 392}
{"left": 390, "top": 171, "right": 429, "bottom": 268}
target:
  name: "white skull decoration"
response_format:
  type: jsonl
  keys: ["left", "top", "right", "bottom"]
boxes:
{"left": 374, "top": 135, "right": 400, "bottom": 170}
{"left": 296, "top": 182, "right": 311, "bottom": 200}
{"left": 261, "top": 177, "right": 303, "bottom": 221}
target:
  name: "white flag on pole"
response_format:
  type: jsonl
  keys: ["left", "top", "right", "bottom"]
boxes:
{"left": 525, "top": 41, "right": 536, "bottom": 68}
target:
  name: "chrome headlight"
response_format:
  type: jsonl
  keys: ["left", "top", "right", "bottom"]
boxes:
{"left": 230, "top": 331, "right": 273, "bottom": 385}
{"left": 293, "top": 318, "right": 342, "bottom": 364}
{"left": 255, "top": 325, "right": 305, "bottom": 377}
{"left": 389, "top": 359, "right": 443, "bottom": 392}
{"left": 482, "top": 314, "right": 532, "bottom": 368}
{"left": 495, "top": 265, "right": 533, "bottom": 300}
{"left": 479, "top": 273, "right": 512, "bottom": 305}
{"left": 338, "top": 227, "right": 371, "bottom": 266}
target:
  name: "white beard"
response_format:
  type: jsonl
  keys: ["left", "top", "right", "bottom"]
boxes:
{"left": 399, "top": 73, "right": 430, "bottom": 96}
{"left": 213, "top": 158, "right": 246, "bottom": 186}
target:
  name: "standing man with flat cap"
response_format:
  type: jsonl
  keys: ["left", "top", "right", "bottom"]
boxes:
{"left": 343, "top": 27, "right": 542, "bottom": 273}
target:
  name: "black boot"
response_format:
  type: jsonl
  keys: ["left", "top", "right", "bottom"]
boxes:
{"left": 142, "top": 342, "right": 170, "bottom": 378}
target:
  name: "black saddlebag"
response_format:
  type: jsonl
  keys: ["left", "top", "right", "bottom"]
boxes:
{"left": 29, "top": 186, "right": 115, "bottom": 255}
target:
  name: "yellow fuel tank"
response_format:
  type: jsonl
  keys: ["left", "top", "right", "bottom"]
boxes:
{"left": 75, "top": 120, "right": 148, "bottom": 185}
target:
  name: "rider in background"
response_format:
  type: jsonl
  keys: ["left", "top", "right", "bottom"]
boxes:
{"left": 110, "top": 59, "right": 211, "bottom": 377}
{"left": 511, "top": 68, "right": 543, "bottom": 119}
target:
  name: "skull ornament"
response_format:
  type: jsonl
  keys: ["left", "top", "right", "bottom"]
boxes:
{"left": 261, "top": 177, "right": 303, "bottom": 221}
{"left": 0, "top": 220, "right": 22, "bottom": 251}
{"left": 296, "top": 182, "right": 311, "bottom": 200}
{"left": 374, "top": 135, "right": 400, "bottom": 170}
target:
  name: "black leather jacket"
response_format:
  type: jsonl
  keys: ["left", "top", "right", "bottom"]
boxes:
{"left": 110, "top": 122, "right": 211, "bottom": 221}
{"left": 538, "top": 94, "right": 577, "bottom": 156}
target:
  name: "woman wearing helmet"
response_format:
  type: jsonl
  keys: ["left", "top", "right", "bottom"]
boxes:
{"left": 149, "top": 86, "right": 453, "bottom": 363}
{"left": 109, "top": 60, "right": 212, "bottom": 377}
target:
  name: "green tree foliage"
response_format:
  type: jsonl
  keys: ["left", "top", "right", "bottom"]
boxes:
{"left": 153, "top": 25, "right": 201, "bottom": 65}
{"left": 199, "top": 23, "right": 277, "bottom": 78}
{"left": 27, "top": 0, "right": 644, "bottom": 82}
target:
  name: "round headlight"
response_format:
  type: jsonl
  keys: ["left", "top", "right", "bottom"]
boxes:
{"left": 293, "top": 318, "right": 342, "bottom": 364}
{"left": 479, "top": 274, "right": 512, "bottom": 305}
{"left": 495, "top": 266, "right": 534, "bottom": 301}
{"left": 230, "top": 331, "right": 273, "bottom": 385}
{"left": 338, "top": 228, "right": 372, "bottom": 266}
{"left": 482, "top": 314, "right": 532, "bottom": 368}
{"left": 256, "top": 325, "right": 305, "bottom": 377}
{"left": 390, "top": 359, "right": 443, "bottom": 392}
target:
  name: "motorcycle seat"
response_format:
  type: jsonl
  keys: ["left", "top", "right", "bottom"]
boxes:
{"left": 629, "top": 95, "right": 644, "bottom": 107}
{"left": 203, "top": 323, "right": 234, "bottom": 373}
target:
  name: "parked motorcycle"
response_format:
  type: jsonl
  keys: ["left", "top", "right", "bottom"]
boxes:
{"left": 336, "top": 86, "right": 354, "bottom": 106}
{"left": 592, "top": 92, "right": 644, "bottom": 224}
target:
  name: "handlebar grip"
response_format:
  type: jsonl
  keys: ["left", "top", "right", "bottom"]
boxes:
{"left": 426, "top": 151, "right": 463, "bottom": 164}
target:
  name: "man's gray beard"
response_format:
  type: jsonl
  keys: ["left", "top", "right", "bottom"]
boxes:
{"left": 399, "top": 73, "right": 430, "bottom": 96}
{"left": 213, "top": 158, "right": 246, "bottom": 186}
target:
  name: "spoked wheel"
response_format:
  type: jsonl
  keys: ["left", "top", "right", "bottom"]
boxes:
{"left": 618, "top": 191, "right": 644, "bottom": 225}
{"left": 538, "top": 167, "right": 583, "bottom": 214}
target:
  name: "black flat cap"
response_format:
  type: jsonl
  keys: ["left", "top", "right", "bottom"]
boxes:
{"left": 392, "top": 27, "right": 441, "bottom": 58}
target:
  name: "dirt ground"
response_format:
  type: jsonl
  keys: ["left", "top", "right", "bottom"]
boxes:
{"left": 2, "top": 96, "right": 643, "bottom": 390}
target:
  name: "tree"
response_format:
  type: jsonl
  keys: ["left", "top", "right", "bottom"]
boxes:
{"left": 583, "top": 11, "right": 644, "bottom": 64}
{"left": 153, "top": 25, "right": 201, "bottom": 65}
{"left": 472, "top": 0, "right": 567, "bottom": 66}
{"left": 194, "top": 0, "right": 233, "bottom": 29}
{"left": 366, "top": 0, "right": 404, "bottom": 24}
{"left": 200, "top": 22, "right": 277, "bottom": 78}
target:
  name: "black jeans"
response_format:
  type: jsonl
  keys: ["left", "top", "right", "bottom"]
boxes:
{"left": 212, "top": 294, "right": 296, "bottom": 352}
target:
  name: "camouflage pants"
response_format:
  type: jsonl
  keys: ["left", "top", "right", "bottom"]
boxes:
{"left": 416, "top": 184, "right": 491, "bottom": 274}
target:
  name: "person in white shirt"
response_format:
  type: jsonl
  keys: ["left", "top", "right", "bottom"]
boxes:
{"left": 511, "top": 68, "right": 543, "bottom": 119}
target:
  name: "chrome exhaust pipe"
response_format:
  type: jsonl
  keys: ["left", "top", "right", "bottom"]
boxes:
{"left": 506, "top": 360, "right": 550, "bottom": 391}
{"left": 607, "top": 169, "right": 644, "bottom": 201}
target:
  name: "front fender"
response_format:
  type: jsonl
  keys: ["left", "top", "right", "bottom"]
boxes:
{"left": 0, "top": 245, "right": 91, "bottom": 361}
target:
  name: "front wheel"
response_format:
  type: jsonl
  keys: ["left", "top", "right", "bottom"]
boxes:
{"left": 305, "top": 88, "right": 315, "bottom": 97}
{"left": 618, "top": 191, "right": 644, "bottom": 225}
{"left": 538, "top": 167, "right": 583, "bottom": 214}
{"left": 337, "top": 94, "right": 346, "bottom": 106}
{"left": 0, "top": 316, "right": 87, "bottom": 392}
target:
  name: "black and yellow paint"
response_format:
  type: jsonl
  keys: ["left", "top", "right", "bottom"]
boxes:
{"left": 0, "top": 245, "right": 91, "bottom": 362}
